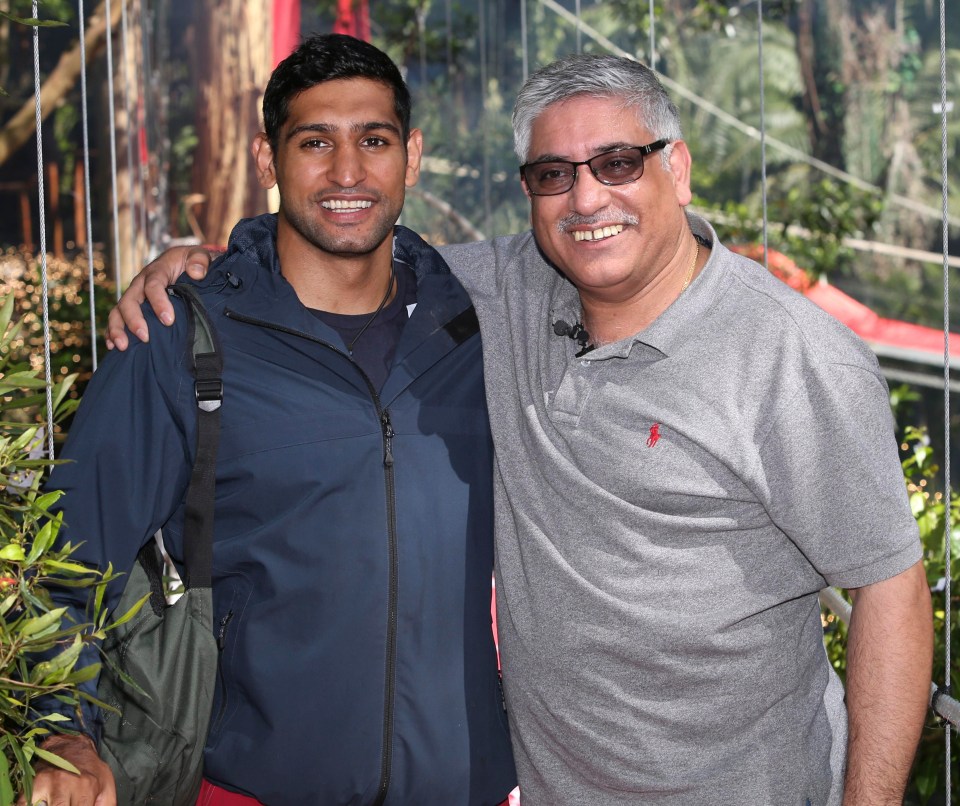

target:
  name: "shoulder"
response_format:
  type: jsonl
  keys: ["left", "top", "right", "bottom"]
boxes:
{"left": 712, "top": 242, "right": 880, "bottom": 374}
{"left": 439, "top": 231, "right": 547, "bottom": 296}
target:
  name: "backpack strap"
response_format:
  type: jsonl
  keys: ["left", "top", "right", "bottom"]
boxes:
{"left": 168, "top": 284, "right": 223, "bottom": 592}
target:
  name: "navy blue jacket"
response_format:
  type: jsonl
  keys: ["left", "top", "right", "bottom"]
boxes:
{"left": 49, "top": 215, "right": 516, "bottom": 804}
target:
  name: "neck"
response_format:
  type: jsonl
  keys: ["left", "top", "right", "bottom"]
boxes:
{"left": 580, "top": 236, "right": 705, "bottom": 347}
{"left": 276, "top": 226, "right": 396, "bottom": 314}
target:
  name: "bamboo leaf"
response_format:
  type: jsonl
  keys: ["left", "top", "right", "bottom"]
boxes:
{"left": 0, "top": 747, "right": 13, "bottom": 806}
{"left": 0, "top": 544, "right": 25, "bottom": 562}
{"left": 105, "top": 592, "right": 151, "bottom": 629}
{"left": 18, "top": 607, "right": 66, "bottom": 637}
{"left": 0, "top": 11, "right": 68, "bottom": 27}
{"left": 30, "top": 747, "right": 80, "bottom": 774}
{"left": 25, "top": 513, "right": 62, "bottom": 564}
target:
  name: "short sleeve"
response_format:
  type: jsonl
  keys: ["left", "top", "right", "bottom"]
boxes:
{"left": 757, "top": 361, "right": 921, "bottom": 588}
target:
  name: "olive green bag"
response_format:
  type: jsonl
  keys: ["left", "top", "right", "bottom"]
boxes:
{"left": 97, "top": 285, "right": 223, "bottom": 805}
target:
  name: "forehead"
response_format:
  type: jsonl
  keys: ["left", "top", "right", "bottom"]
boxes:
{"left": 283, "top": 77, "right": 399, "bottom": 130}
{"left": 528, "top": 95, "right": 653, "bottom": 161}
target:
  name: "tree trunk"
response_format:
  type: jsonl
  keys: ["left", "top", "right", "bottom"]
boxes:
{"left": 0, "top": 0, "right": 124, "bottom": 167}
{"left": 189, "top": 0, "right": 273, "bottom": 247}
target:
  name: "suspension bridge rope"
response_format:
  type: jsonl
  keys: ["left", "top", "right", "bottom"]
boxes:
{"left": 756, "top": 0, "right": 768, "bottom": 269}
{"left": 937, "top": 0, "right": 954, "bottom": 797}
{"left": 32, "top": 0, "right": 54, "bottom": 461}
{"left": 78, "top": 0, "right": 98, "bottom": 371}
{"left": 105, "top": 0, "right": 123, "bottom": 300}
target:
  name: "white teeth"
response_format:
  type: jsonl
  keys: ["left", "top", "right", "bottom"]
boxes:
{"left": 573, "top": 224, "right": 624, "bottom": 242}
{"left": 322, "top": 199, "right": 373, "bottom": 210}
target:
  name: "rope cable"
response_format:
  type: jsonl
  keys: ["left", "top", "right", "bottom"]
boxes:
{"left": 574, "top": 0, "right": 581, "bottom": 53}
{"left": 135, "top": 0, "right": 148, "bottom": 253}
{"left": 477, "top": 0, "right": 492, "bottom": 233}
{"left": 520, "top": 0, "right": 528, "bottom": 81}
{"left": 78, "top": 0, "right": 98, "bottom": 371}
{"left": 105, "top": 0, "right": 123, "bottom": 300}
{"left": 937, "top": 0, "right": 954, "bottom": 793}
{"left": 120, "top": 0, "right": 138, "bottom": 270}
{"left": 757, "top": 0, "right": 768, "bottom": 269}
{"left": 648, "top": 0, "right": 656, "bottom": 70}
{"left": 31, "top": 0, "right": 55, "bottom": 462}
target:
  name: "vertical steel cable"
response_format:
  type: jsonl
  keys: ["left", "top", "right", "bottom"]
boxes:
{"left": 648, "top": 0, "right": 656, "bottom": 70}
{"left": 135, "top": 0, "right": 148, "bottom": 252}
{"left": 31, "top": 0, "right": 55, "bottom": 460}
{"left": 78, "top": 0, "right": 98, "bottom": 371}
{"left": 757, "top": 0, "right": 768, "bottom": 268}
{"left": 520, "top": 0, "right": 528, "bottom": 81}
{"left": 574, "top": 0, "right": 581, "bottom": 53}
{"left": 105, "top": 0, "right": 123, "bottom": 300}
{"left": 937, "top": 0, "right": 953, "bottom": 795}
{"left": 120, "top": 0, "right": 138, "bottom": 269}
{"left": 477, "top": 0, "right": 491, "bottom": 233}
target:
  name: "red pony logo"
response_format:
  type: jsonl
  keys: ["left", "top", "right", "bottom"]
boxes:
{"left": 646, "top": 423, "right": 661, "bottom": 448}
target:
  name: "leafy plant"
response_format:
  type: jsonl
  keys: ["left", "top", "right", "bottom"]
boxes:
{"left": 0, "top": 292, "right": 126, "bottom": 805}
{"left": 822, "top": 420, "right": 959, "bottom": 803}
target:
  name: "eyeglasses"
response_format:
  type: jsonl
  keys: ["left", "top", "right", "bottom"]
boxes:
{"left": 519, "top": 140, "right": 670, "bottom": 196}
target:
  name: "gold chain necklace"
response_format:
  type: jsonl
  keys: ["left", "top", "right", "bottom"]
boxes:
{"left": 680, "top": 242, "right": 700, "bottom": 293}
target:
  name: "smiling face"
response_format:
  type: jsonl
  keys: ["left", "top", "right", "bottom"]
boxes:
{"left": 254, "top": 77, "right": 422, "bottom": 266}
{"left": 522, "top": 94, "right": 693, "bottom": 304}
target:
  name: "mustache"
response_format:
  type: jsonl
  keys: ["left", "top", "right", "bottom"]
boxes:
{"left": 556, "top": 209, "right": 639, "bottom": 234}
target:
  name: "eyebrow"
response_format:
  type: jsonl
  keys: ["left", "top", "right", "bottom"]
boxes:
{"left": 526, "top": 142, "right": 639, "bottom": 164}
{"left": 285, "top": 120, "right": 402, "bottom": 142}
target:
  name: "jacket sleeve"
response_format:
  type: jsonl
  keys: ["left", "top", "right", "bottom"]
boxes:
{"left": 40, "top": 303, "right": 197, "bottom": 733}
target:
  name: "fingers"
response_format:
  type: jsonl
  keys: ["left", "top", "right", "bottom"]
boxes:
{"left": 19, "top": 735, "right": 117, "bottom": 806}
{"left": 185, "top": 246, "right": 214, "bottom": 280}
{"left": 105, "top": 245, "right": 212, "bottom": 350}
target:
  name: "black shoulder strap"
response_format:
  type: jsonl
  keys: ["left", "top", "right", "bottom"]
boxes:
{"left": 168, "top": 284, "right": 223, "bottom": 591}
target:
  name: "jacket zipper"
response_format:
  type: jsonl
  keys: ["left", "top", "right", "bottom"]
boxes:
{"left": 224, "top": 310, "right": 399, "bottom": 805}
{"left": 212, "top": 609, "right": 234, "bottom": 733}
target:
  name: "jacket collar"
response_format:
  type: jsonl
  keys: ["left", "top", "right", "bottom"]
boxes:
{"left": 196, "top": 214, "right": 479, "bottom": 403}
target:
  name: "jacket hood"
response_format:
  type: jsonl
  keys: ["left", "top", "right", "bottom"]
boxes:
{"left": 219, "top": 213, "right": 453, "bottom": 283}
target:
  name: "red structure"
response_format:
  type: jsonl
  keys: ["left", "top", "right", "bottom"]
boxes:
{"left": 332, "top": 0, "right": 371, "bottom": 41}
{"left": 272, "top": 0, "right": 301, "bottom": 66}
{"left": 731, "top": 245, "right": 960, "bottom": 364}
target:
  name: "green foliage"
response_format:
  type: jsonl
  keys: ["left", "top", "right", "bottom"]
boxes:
{"left": 705, "top": 177, "right": 884, "bottom": 281}
{"left": 821, "top": 418, "right": 959, "bottom": 804}
{"left": 898, "top": 425, "right": 960, "bottom": 804}
{"left": 0, "top": 292, "right": 130, "bottom": 804}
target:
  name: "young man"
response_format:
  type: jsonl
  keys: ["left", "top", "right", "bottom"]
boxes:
{"left": 28, "top": 34, "right": 516, "bottom": 806}
{"left": 113, "top": 54, "right": 933, "bottom": 805}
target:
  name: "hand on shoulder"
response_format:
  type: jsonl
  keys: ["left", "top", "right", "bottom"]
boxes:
{"left": 105, "top": 246, "right": 216, "bottom": 351}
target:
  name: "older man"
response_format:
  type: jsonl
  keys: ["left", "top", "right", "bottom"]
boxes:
{"left": 113, "top": 54, "right": 932, "bottom": 805}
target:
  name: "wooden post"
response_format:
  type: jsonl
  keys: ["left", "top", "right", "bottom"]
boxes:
{"left": 74, "top": 160, "right": 86, "bottom": 249}
{"left": 47, "top": 162, "right": 64, "bottom": 258}
{"left": 19, "top": 188, "right": 32, "bottom": 250}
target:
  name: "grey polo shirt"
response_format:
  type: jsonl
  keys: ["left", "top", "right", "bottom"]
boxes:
{"left": 441, "top": 213, "right": 921, "bottom": 806}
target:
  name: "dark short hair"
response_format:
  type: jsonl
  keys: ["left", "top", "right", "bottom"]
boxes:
{"left": 263, "top": 33, "right": 412, "bottom": 150}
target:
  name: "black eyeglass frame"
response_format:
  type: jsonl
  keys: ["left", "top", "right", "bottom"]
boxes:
{"left": 519, "top": 139, "right": 670, "bottom": 197}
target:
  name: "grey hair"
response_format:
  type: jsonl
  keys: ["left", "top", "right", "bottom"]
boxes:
{"left": 512, "top": 54, "right": 683, "bottom": 170}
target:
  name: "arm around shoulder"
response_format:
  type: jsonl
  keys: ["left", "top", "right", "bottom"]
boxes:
{"left": 105, "top": 245, "right": 215, "bottom": 351}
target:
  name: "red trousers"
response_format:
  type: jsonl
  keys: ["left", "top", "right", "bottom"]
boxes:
{"left": 198, "top": 779, "right": 513, "bottom": 805}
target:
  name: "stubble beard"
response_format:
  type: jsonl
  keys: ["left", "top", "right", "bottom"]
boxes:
{"left": 281, "top": 191, "right": 400, "bottom": 257}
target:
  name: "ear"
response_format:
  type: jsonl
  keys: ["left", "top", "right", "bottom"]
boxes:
{"left": 252, "top": 133, "right": 278, "bottom": 190}
{"left": 519, "top": 172, "right": 533, "bottom": 200}
{"left": 404, "top": 129, "right": 424, "bottom": 188}
{"left": 668, "top": 140, "right": 693, "bottom": 207}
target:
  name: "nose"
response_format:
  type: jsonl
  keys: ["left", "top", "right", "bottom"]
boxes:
{"left": 568, "top": 164, "right": 611, "bottom": 214}
{"left": 326, "top": 144, "right": 366, "bottom": 188}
